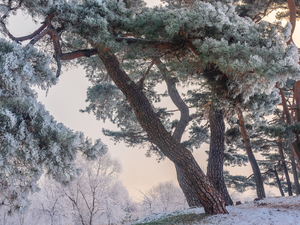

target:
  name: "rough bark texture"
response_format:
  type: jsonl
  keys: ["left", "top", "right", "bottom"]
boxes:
{"left": 175, "top": 166, "right": 203, "bottom": 207}
{"left": 292, "top": 81, "right": 300, "bottom": 171}
{"left": 155, "top": 59, "right": 232, "bottom": 207}
{"left": 277, "top": 137, "right": 293, "bottom": 196}
{"left": 154, "top": 59, "right": 202, "bottom": 207}
{"left": 237, "top": 107, "right": 266, "bottom": 199}
{"left": 97, "top": 51, "right": 228, "bottom": 214}
{"left": 207, "top": 107, "right": 233, "bottom": 206}
{"left": 278, "top": 87, "right": 300, "bottom": 195}
{"left": 294, "top": 81, "right": 300, "bottom": 123}
{"left": 290, "top": 151, "right": 300, "bottom": 195}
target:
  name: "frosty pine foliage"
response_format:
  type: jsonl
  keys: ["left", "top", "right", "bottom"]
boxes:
{"left": 1, "top": 0, "right": 300, "bottom": 215}
{"left": 0, "top": 39, "right": 107, "bottom": 212}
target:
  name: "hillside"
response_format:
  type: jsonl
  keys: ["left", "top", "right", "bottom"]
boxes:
{"left": 132, "top": 195, "right": 300, "bottom": 225}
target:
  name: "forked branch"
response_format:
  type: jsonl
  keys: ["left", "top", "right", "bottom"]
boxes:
{"left": 1, "top": 13, "right": 54, "bottom": 42}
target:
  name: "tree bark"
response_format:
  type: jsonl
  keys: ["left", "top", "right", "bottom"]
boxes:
{"left": 278, "top": 87, "right": 300, "bottom": 195}
{"left": 294, "top": 81, "right": 300, "bottom": 123}
{"left": 97, "top": 51, "right": 228, "bottom": 214}
{"left": 277, "top": 137, "right": 293, "bottom": 196}
{"left": 237, "top": 107, "right": 266, "bottom": 199}
{"left": 154, "top": 59, "right": 202, "bottom": 207}
{"left": 155, "top": 59, "right": 232, "bottom": 207}
{"left": 292, "top": 81, "right": 300, "bottom": 171}
{"left": 207, "top": 107, "right": 233, "bottom": 206}
{"left": 290, "top": 150, "right": 300, "bottom": 195}
{"left": 271, "top": 168, "right": 285, "bottom": 197}
{"left": 175, "top": 166, "right": 203, "bottom": 207}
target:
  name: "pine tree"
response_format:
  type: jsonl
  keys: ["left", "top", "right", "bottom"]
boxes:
{"left": 1, "top": 0, "right": 300, "bottom": 214}
{"left": 0, "top": 39, "right": 106, "bottom": 213}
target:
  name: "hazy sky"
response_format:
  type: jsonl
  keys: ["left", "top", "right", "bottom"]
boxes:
{"left": 6, "top": 1, "right": 300, "bottom": 201}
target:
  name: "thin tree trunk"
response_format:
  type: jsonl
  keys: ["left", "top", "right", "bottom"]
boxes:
{"left": 237, "top": 107, "right": 266, "bottom": 199}
{"left": 278, "top": 137, "right": 293, "bottom": 196}
{"left": 97, "top": 51, "right": 228, "bottom": 214}
{"left": 291, "top": 151, "right": 300, "bottom": 195}
{"left": 278, "top": 86, "right": 300, "bottom": 195}
{"left": 271, "top": 168, "right": 284, "bottom": 196}
{"left": 292, "top": 81, "right": 300, "bottom": 171}
{"left": 154, "top": 58, "right": 202, "bottom": 207}
{"left": 294, "top": 81, "right": 300, "bottom": 123}
{"left": 207, "top": 107, "right": 233, "bottom": 206}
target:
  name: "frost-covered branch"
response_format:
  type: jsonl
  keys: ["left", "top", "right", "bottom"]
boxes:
{"left": 1, "top": 13, "right": 54, "bottom": 43}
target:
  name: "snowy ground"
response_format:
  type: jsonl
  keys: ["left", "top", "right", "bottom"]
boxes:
{"left": 133, "top": 195, "right": 300, "bottom": 224}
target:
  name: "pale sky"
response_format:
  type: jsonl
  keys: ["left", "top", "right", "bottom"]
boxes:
{"left": 6, "top": 1, "right": 299, "bottom": 201}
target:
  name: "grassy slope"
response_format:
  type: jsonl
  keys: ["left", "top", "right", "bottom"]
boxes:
{"left": 132, "top": 207, "right": 210, "bottom": 225}
{"left": 131, "top": 196, "right": 300, "bottom": 225}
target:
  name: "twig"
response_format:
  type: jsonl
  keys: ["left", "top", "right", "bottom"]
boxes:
{"left": 138, "top": 61, "right": 154, "bottom": 89}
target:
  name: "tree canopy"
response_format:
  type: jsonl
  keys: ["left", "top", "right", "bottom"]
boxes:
{"left": 1, "top": 0, "right": 300, "bottom": 215}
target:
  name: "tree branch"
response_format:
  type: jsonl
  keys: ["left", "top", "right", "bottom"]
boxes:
{"left": 27, "top": 27, "right": 50, "bottom": 46}
{"left": 137, "top": 61, "right": 154, "bottom": 89}
{"left": 256, "top": 159, "right": 292, "bottom": 164}
{"left": 60, "top": 49, "right": 99, "bottom": 60}
{"left": 1, "top": 13, "right": 54, "bottom": 43}
{"left": 116, "top": 37, "right": 179, "bottom": 50}
{"left": 1, "top": 0, "right": 24, "bottom": 19}
{"left": 154, "top": 58, "right": 189, "bottom": 142}
{"left": 252, "top": 0, "right": 273, "bottom": 23}
{"left": 287, "top": 0, "right": 297, "bottom": 45}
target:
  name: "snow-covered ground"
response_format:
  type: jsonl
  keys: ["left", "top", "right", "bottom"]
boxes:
{"left": 202, "top": 196, "right": 300, "bottom": 225}
{"left": 133, "top": 195, "right": 300, "bottom": 224}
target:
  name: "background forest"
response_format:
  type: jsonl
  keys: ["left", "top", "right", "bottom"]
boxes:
{"left": 1, "top": 0, "right": 300, "bottom": 224}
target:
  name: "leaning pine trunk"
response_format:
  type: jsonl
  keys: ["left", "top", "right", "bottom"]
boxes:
{"left": 237, "top": 107, "right": 266, "bottom": 199}
{"left": 207, "top": 107, "right": 233, "bottom": 206}
{"left": 176, "top": 166, "right": 204, "bottom": 207}
{"left": 97, "top": 51, "right": 228, "bottom": 214}
{"left": 271, "top": 168, "right": 285, "bottom": 197}
{"left": 277, "top": 137, "right": 293, "bottom": 196}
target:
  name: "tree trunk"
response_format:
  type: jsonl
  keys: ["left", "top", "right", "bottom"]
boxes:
{"left": 294, "top": 81, "right": 300, "bottom": 123}
{"left": 155, "top": 59, "right": 231, "bottom": 207}
{"left": 237, "top": 107, "right": 266, "bottom": 199}
{"left": 271, "top": 168, "right": 285, "bottom": 197}
{"left": 290, "top": 150, "right": 300, "bottom": 195}
{"left": 207, "top": 107, "right": 233, "bottom": 206}
{"left": 292, "top": 81, "right": 300, "bottom": 171}
{"left": 278, "top": 87, "right": 300, "bottom": 195}
{"left": 277, "top": 137, "right": 293, "bottom": 196}
{"left": 154, "top": 59, "right": 202, "bottom": 207}
{"left": 97, "top": 51, "right": 227, "bottom": 214}
{"left": 175, "top": 166, "right": 203, "bottom": 207}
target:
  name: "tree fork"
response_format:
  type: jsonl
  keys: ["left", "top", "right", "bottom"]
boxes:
{"left": 97, "top": 50, "right": 228, "bottom": 214}
{"left": 154, "top": 58, "right": 202, "bottom": 207}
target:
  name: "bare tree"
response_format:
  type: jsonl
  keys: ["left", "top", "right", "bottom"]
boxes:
{"left": 64, "top": 154, "right": 130, "bottom": 225}
{"left": 27, "top": 180, "right": 73, "bottom": 225}
{"left": 140, "top": 181, "right": 188, "bottom": 217}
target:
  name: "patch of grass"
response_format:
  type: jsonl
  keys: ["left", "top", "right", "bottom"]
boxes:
{"left": 133, "top": 212, "right": 210, "bottom": 225}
